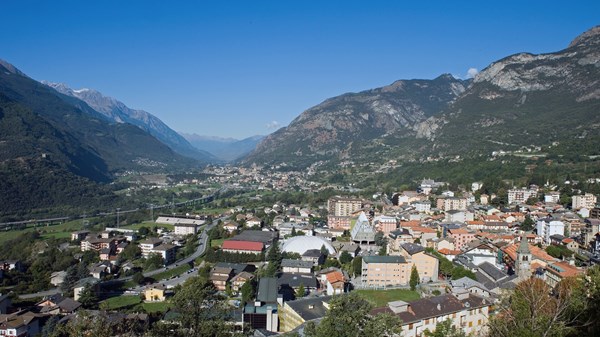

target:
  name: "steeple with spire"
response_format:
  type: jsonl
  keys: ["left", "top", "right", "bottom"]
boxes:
{"left": 515, "top": 233, "right": 532, "bottom": 280}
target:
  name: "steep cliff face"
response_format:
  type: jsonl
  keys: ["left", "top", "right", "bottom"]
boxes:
{"left": 246, "top": 74, "right": 468, "bottom": 166}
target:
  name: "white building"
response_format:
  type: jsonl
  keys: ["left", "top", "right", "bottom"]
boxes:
{"left": 544, "top": 192, "right": 560, "bottom": 204}
{"left": 173, "top": 224, "right": 200, "bottom": 236}
{"left": 413, "top": 201, "right": 431, "bottom": 213}
{"left": 536, "top": 218, "right": 565, "bottom": 244}
{"left": 572, "top": 193, "right": 597, "bottom": 210}
{"left": 508, "top": 187, "right": 538, "bottom": 204}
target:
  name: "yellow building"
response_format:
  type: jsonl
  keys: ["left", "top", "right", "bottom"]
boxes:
{"left": 144, "top": 284, "right": 166, "bottom": 302}
{"left": 279, "top": 296, "right": 331, "bottom": 332}
{"left": 396, "top": 243, "right": 439, "bottom": 282}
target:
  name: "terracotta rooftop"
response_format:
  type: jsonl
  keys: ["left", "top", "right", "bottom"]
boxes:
{"left": 501, "top": 242, "right": 555, "bottom": 262}
{"left": 546, "top": 261, "right": 583, "bottom": 279}
{"left": 222, "top": 240, "right": 264, "bottom": 251}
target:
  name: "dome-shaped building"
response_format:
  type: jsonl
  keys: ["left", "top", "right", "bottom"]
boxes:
{"left": 281, "top": 236, "right": 336, "bottom": 255}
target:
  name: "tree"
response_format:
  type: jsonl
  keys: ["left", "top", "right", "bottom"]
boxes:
{"left": 171, "top": 276, "right": 242, "bottom": 337}
{"left": 296, "top": 283, "right": 305, "bottom": 298}
{"left": 521, "top": 215, "right": 535, "bottom": 231}
{"left": 240, "top": 278, "right": 256, "bottom": 305}
{"left": 265, "top": 239, "right": 282, "bottom": 277}
{"left": 120, "top": 243, "right": 141, "bottom": 261}
{"left": 61, "top": 264, "right": 79, "bottom": 293}
{"left": 339, "top": 251, "right": 352, "bottom": 265}
{"left": 487, "top": 277, "right": 587, "bottom": 337}
{"left": 304, "top": 292, "right": 401, "bottom": 337}
{"left": 138, "top": 226, "right": 150, "bottom": 236}
{"left": 78, "top": 285, "right": 99, "bottom": 309}
{"left": 132, "top": 271, "right": 145, "bottom": 285}
{"left": 144, "top": 253, "right": 164, "bottom": 271}
{"left": 410, "top": 265, "right": 420, "bottom": 291}
{"left": 424, "top": 318, "right": 466, "bottom": 337}
{"left": 352, "top": 257, "right": 362, "bottom": 277}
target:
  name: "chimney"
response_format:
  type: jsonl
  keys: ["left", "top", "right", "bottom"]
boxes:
{"left": 437, "top": 303, "right": 441, "bottom": 311}
{"left": 388, "top": 300, "right": 409, "bottom": 313}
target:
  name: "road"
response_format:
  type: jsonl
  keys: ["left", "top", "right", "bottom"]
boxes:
{"left": 18, "top": 217, "right": 222, "bottom": 299}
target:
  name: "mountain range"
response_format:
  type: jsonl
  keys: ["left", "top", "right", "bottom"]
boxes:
{"left": 244, "top": 26, "right": 600, "bottom": 173}
{"left": 181, "top": 133, "right": 264, "bottom": 162}
{"left": 42, "top": 82, "right": 218, "bottom": 163}
{"left": 0, "top": 59, "right": 203, "bottom": 216}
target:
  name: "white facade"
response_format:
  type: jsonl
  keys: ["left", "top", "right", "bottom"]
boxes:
{"left": 536, "top": 219, "right": 565, "bottom": 244}
{"left": 174, "top": 224, "right": 199, "bottom": 236}
{"left": 414, "top": 201, "right": 431, "bottom": 213}
{"left": 544, "top": 192, "right": 560, "bottom": 203}
{"left": 508, "top": 188, "right": 538, "bottom": 204}
{"left": 572, "top": 193, "right": 597, "bottom": 210}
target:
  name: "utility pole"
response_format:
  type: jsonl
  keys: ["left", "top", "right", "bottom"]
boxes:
{"left": 150, "top": 205, "right": 154, "bottom": 222}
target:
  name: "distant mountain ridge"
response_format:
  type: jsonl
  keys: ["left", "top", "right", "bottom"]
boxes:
{"left": 43, "top": 81, "right": 217, "bottom": 163}
{"left": 244, "top": 74, "right": 469, "bottom": 166}
{"left": 0, "top": 59, "right": 199, "bottom": 216}
{"left": 244, "top": 26, "right": 600, "bottom": 169}
{"left": 182, "top": 133, "right": 264, "bottom": 162}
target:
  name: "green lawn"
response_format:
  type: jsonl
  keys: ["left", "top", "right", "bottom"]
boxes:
{"left": 355, "top": 289, "right": 421, "bottom": 307}
{"left": 136, "top": 301, "right": 171, "bottom": 313}
{"left": 100, "top": 295, "right": 142, "bottom": 310}
{"left": 0, "top": 218, "right": 89, "bottom": 244}
{"left": 151, "top": 264, "right": 192, "bottom": 281}
{"left": 211, "top": 238, "right": 225, "bottom": 248}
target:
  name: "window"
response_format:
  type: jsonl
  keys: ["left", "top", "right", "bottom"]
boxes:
{"left": 469, "top": 322, "right": 473, "bottom": 327}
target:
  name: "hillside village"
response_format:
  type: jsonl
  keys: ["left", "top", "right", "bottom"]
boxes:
{"left": 1, "top": 172, "right": 599, "bottom": 336}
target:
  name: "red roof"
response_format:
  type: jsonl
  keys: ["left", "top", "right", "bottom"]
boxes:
{"left": 222, "top": 240, "right": 264, "bottom": 251}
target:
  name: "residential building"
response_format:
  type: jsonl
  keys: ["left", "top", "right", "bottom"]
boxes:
{"left": 231, "top": 272, "right": 255, "bottom": 293}
{"left": 373, "top": 215, "right": 398, "bottom": 235}
{"left": 327, "top": 196, "right": 362, "bottom": 216}
{"left": 71, "top": 230, "right": 90, "bottom": 241}
{"left": 572, "top": 193, "right": 597, "bottom": 210}
{"left": 144, "top": 284, "right": 167, "bottom": 302}
{"left": 437, "top": 197, "right": 467, "bottom": 211}
{"left": 536, "top": 218, "right": 565, "bottom": 244}
{"left": 173, "top": 223, "right": 200, "bottom": 236}
{"left": 281, "top": 259, "right": 313, "bottom": 274}
{"left": 210, "top": 266, "right": 234, "bottom": 291}
{"left": 0, "top": 311, "right": 39, "bottom": 337}
{"left": 279, "top": 296, "right": 332, "bottom": 332}
{"left": 413, "top": 201, "right": 432, "bottom": 213}
{"left": 139, "top": 238, "right": 163, "bottom": 258}
{"left": 447, "top": 229, "right": 476, "bottom": 250}
{"left": 361, "top": 256, "right": 411, "bottom": 287}
{"left": 508, "top": 187, "right": 538, "bottom": 204}
{"left": 544, "top": 192, "right": 561, "bottom": 203}
{"left": 544, "top": 261, "right": 583, "bottom": 288}
{"left": 393, "top": 243, "right": 439, "bottom": 282}
{"left": 371, "top": 293, "right": 491, "bottom": 337}
{"left": 150, "top": 244, "right": 177, "bottom": 264}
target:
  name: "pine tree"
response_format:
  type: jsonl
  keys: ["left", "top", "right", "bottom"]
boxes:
{"left": 410, "top": 265, "right": 420, "bottom": 291}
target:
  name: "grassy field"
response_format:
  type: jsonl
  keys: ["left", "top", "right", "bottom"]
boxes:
{"left": 0, "top": 219, "right": 88, "bottom": 244}
{"left": 100, "top": 296, "right": 172, "bottom": 313}
{"left": 101, "top": 295, "right": 142, "bottom": 310}
{"left": 138, "top": 301, "right": 171, "bottom": 313}
{"left": 211, "top": 238, "right": 225, "bottom": 248}
{"left": 151, "top": 264, "right": 192, "bottom": 281}
{"left": 355, "top": 289, "right": 420, "bottom": 307}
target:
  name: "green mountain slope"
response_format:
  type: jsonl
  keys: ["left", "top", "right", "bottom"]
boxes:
{"left": 244, "top": 74, "right": 468, "bottom": 167}
{"left": 244, "top": 26, "right": 600, "bottom": 175}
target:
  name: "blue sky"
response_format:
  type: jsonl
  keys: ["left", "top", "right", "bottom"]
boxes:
{"left": 2, "top": 1, "right": 598, "bottom": 138}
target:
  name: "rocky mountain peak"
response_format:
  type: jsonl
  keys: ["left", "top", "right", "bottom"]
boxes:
{"left": 0, "top": 59, "right": 27, "bottom": 77}
{"left": 568, "top": 25, "right": 600, "bottom": 48}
